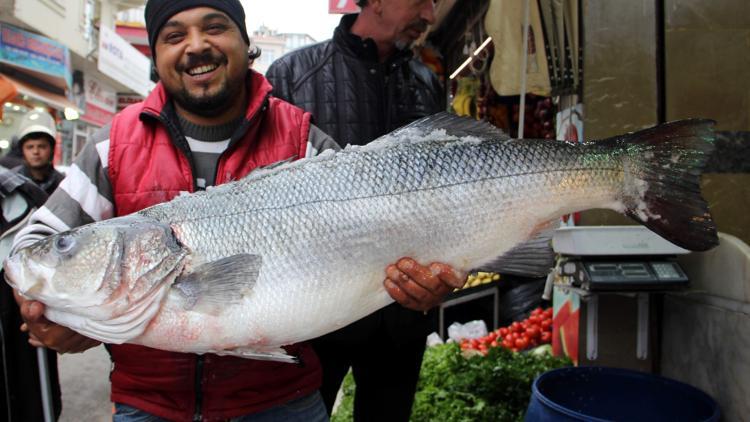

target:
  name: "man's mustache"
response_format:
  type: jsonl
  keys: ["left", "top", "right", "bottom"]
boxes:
{"left": 177, "top": 52, "right": 227, "bottom": 72}
{"left": 409, "top": 20, "right": 429, "bottom": 34}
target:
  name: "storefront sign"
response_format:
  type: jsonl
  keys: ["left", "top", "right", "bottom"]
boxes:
{"left": 0, "top": 23, "right": 72, "bottom": 88}
{"left": 117, "top": 93, "right": 143, "bottom": 112}
{"left": 81, "top": 74, "right": 117, "bottom": 127}
{"left": 98, "top": 26, "right": 154, "bottom": 97}
{"left": 329, "top": 0, "right": 360, "bottom": 14}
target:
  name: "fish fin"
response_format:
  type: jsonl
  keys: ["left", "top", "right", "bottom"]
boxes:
{"left": 212, "top": 347, "right": 298, "bottom": 364}
{"left": 389, "top": 112, "right": 510, "bottom": 140}
{"left": 172, "top": 254, "right": 262, "bottom": 313}
{"left": 475, "top": 226, "right": 556, "bottom": 278}
{"left": 605, "top": 119, "right": 719, "bottom": 251}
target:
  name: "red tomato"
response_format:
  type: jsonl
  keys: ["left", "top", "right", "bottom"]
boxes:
{"left": 490, "top": 340, "right": 498, "bottom": 348}
{"left": 499, "top": 327, "right": 509, "bottom": 337}
{"left": 531, "top": 307, "right": 543, "bottom": 316}
{"left": 526, "top": 326, "right": 541, "bottom": 340}
{"left": 541, "top": 319, "right": 553, "bottom": 330}
{"left": 528, "top": 315, "right": 541, "bottom": 325}
{"left": 511, "top": 322, "right": 522, "bottom": 333}
{"left": 540, "top": 332, "right": 552, "bottom": 343}
{"left": 515, "top": 338, "right": 529, "bottom": 349}
{"left": 502, "top": 339, "right": 514, "bottom": 349}
{"left": 544, "top": 308, "right": 553, "bottom": 318}
{"left": 488, "top": 332, "right": 497, "bottom": 341}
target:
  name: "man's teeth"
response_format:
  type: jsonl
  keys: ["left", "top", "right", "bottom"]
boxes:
{"left": 187, "top": 64, "right": 218, "bottom": 76}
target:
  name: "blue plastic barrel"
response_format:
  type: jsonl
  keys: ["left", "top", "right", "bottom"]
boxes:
{"left": 525, "top": 366, "right": 719, "bottom": 421}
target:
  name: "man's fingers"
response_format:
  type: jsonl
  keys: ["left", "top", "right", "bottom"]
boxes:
{"left": 387, "top": 263, "right": 438, "bottom": 302}
{"left": 384, "top": 278, "right": 419, "bottom": 310}
{"left": 28, "top": 338, "right": 45, "bottom": 348}
{"left": 394, "top": 258, "right": 443, "bottom": 294}
{"left": 27, "top": 301, "right": 45, "bottom": 320}
{"left": 18, "top": 299, "right": 46, "bottom": 322}
{"left": 429, "top": 262, "right": 466, "bottom": 289}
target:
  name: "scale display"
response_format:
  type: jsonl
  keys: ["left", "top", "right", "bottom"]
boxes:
{"left": 579, "top": 261, "right": 688, "bottom": 290}
{"left": 584, "top": 262, "right": 687, "bottom": 283}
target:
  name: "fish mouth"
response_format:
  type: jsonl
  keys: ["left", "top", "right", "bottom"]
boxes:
{"left": 2, "top": 253, "right": 38, "bottom": 297}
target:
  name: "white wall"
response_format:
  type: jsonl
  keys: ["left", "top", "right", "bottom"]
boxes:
{"left": 12, "top": 0, "right": 96, "bottom": 59}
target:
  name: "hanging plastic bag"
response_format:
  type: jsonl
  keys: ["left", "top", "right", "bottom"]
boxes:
{"left": 485, "top": 0, "right": 551, "bottom": 96}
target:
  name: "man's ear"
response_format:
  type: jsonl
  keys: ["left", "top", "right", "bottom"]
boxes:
{"left": 150, "top": 62, "right": 160, "bottom": 82}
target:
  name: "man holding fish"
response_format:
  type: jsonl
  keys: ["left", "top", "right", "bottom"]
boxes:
{"left": 7, "top": 1, "right": 462, "bottom": 420}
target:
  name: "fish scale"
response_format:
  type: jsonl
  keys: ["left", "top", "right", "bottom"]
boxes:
{"left": 4, "top": 114, "right": 718, "bottom": 361}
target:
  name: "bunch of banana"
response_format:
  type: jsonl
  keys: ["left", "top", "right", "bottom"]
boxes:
{"left": 452, "top": 77, "right": 481, "bottom": 118}
{"left": 460, "top": 271, "right": 501, "bottom": 290}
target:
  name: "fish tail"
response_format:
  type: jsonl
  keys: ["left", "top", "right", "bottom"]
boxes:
{"left": 607, "top": 119, "right": 719, "bottom": 251}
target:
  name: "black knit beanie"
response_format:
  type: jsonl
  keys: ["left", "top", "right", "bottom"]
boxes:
{"left": 145, "top": 0, "right": 250, "bottom": 52}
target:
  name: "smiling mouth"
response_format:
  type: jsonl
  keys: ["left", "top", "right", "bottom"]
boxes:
{"left": 186, "top": 64, "right": 219, "bottom": 76}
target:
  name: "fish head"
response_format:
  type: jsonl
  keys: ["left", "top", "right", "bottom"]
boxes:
{"left": 4, "top": 216, "right": 187, "bottom": 320}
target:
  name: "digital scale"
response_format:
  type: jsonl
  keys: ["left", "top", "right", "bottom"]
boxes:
{"left": 553, "top": 226, "right": 690, "bottom": 291}
{"left": 550, "top": 226, "right": 694, "bottom": 367}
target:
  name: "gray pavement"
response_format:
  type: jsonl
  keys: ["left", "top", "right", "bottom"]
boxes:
{"left": 57, "top": 345, "right": 112, "bottom": 422}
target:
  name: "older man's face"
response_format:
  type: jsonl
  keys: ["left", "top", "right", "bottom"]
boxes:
{"left": 379, "top": 0, "right": 436, "bottom": 49}
{"left": 153, "top": 7, "right": 249, "bottom": 117}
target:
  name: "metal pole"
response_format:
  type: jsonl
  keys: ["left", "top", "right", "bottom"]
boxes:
{"left": 37, "top": 347, "right": 54, "bottom": 422}
{"left": 518, "top": 0, "right": 531, "bottom": 138}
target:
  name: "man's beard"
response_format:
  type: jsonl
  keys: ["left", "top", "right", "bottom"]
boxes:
{"left": 395, "top": 20, "right": 429, "bottom": 51}
{"left": 171, "top": 51, "right": 243, "bottom": 117}
{"left": 172, "top": 81, "right": 235, "bottom": 118}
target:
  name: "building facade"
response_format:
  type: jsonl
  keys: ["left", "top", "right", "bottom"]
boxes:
{"left": 0, "top": 0, "right": 151, "bottom": 165}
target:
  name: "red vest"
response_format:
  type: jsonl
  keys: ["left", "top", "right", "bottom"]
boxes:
{"left": 106, "top": 71, "right": 321, "bottom": 421}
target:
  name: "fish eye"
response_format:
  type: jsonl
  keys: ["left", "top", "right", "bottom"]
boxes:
{"left": 53, "top": 235, "right": 75, "bottom": 254}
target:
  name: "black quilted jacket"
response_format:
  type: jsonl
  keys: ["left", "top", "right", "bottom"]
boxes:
{"left": 266, "top": 14, "right": 444, "bottom": 147}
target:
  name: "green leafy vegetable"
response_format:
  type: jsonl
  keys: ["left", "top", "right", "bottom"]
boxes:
{"left": 331, "top": 343, "right": 571, "bottom": 421}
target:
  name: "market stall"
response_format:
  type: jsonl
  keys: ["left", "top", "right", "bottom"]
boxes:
{"left": 327, "top": 0, "right": 749, "bottom": 420}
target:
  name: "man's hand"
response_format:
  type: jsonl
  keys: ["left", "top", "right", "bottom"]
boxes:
{"left": 14, "top": 290, "right": 101, "bottom": 353}
{"left": 384, "top": 258, "right": 466, "bottom": 312}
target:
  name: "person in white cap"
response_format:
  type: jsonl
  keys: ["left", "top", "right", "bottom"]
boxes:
{"left": 13, "top": 110, "right": 64, "bottom": 195}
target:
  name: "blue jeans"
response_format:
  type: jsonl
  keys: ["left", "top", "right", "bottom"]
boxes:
{"left": 113, "top": 391, "right": 329, "bottom": 422}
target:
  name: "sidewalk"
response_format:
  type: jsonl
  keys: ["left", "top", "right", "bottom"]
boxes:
{"left": 57, "top": 345, "right": 111, "bottom": 422}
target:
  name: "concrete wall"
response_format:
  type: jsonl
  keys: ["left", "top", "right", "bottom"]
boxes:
{"left": 664, "top": 0, "right": 750, "bottom": 245}
{"left": 580, "top": 0, "right": 750, "bottom": 247}
{"left": 581, "top": 0, "right": 659, "bottom": 139}
{"left": 664, "top": 233, "right": 750, "bottom": 422}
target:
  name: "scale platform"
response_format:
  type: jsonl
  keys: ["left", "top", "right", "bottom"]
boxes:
{"left": 553, "top": 226, "right": 690, "bottom": 291}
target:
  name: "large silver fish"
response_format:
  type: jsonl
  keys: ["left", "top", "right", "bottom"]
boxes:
{"left": 4, "top": 114, "right": 718, "bottom": 362}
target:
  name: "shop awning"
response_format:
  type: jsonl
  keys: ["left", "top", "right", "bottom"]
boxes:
{"left": 0, "top": 73, "right": 82, "bottom": 114}
{"left": 0, "top": 74, "right": 17, "bottom": 104}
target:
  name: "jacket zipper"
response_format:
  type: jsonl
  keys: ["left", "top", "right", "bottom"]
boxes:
{"left": 192, "top": 355, "right": 204, "bottom": 421}
{"left": 212, "top": 97, "right": 269, "bottom": 184}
